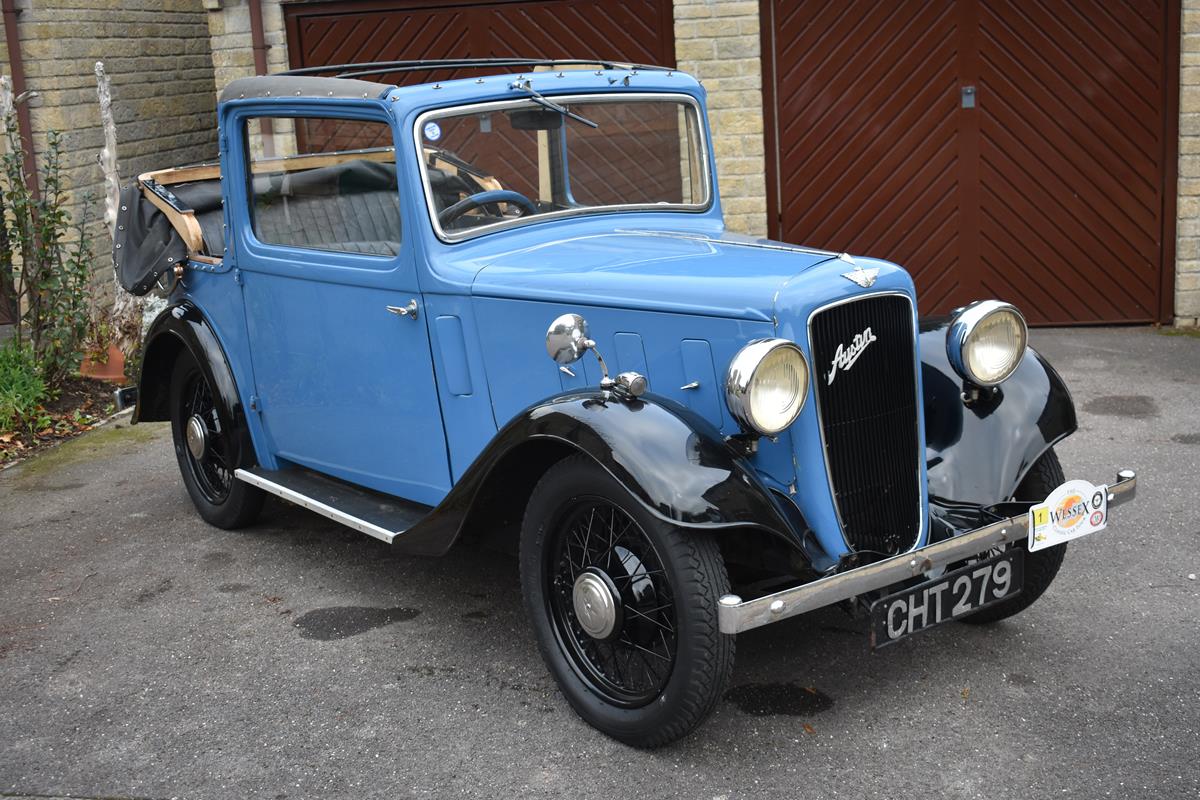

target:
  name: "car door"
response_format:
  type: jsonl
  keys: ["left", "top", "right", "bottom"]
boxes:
{"left": 228, "top": 108, "right": 451, "bottom": 506}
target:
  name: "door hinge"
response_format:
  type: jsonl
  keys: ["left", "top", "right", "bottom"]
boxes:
{"left": 249, "top": 394, "right": 261, "bottom": 412}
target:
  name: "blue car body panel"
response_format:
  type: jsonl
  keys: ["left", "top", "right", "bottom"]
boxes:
{"left": 216, "top": 101, "right": 453, "bottom": 504}
{"left": 469, "top": 230, "right": 836, "bottom": 320}
{"left": 130, "top": 65, "right": 1076, "bottom": 565}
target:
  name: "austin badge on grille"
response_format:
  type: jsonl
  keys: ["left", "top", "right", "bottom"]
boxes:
{"left": 826, "top": 327, "right": 877, "bottom": 385}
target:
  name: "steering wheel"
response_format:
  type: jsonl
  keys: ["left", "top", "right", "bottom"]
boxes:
{"left": 439, "top": 189, "right": 538, "bottom": 227}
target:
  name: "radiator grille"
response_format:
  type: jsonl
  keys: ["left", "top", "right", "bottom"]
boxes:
{"left": 809, "top": 294, "right": 921, "bottom": 555}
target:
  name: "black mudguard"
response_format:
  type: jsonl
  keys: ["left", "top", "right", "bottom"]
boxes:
{"left": 920, "top": 318, "right": 1077, "bottom": 506}
{"left": 134, "top": 301, "right": 255, "bottom": 470}
{"left": 396, "top": 391, "right": 799, "bottom": 557}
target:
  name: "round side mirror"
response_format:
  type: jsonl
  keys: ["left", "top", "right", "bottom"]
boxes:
{"left": 546, "top": 313, "right": 591, "bottom": 365}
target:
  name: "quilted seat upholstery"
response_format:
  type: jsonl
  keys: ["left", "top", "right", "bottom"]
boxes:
{"left": 251, "top": 158, "right": 402, "bottom": 256}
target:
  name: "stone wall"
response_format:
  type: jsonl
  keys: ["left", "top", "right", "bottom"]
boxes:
{"left": 203, "top": 0, "right": 287, "bottom": 98}
{"left": 1178, "top": 0, "right": 1200, "bottom": 325}
{"left": 0, "top": 0, "right": 219, "bottom": 304}
{"left": 673, "top": 0, "right": 768, "bottom": 238}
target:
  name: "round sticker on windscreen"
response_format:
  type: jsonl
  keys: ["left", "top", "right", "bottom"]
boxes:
{"left": 423, "top": 121, "right": 442, "bottom": 141}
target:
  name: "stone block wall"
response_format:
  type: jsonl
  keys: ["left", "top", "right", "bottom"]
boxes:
{"left": 673, "top": 0, "right": 768, "bottom": 238}
{"left": 1177, "top": 0, "right": 1200, "bottom": 325}
{"left": 0, "top": 0, "right": 219, "bottom": 304}
{"left": 203, "top": 0, "right": 287, "bottom": 98}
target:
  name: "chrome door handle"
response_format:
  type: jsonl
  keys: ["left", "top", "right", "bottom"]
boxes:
{"left": 386, "top": 300, "right": 419, "bottom": 321}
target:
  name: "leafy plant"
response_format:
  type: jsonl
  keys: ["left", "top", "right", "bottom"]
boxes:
{"left": 0, "top": 339, "right": 47, "bottom": 435}
{"left": 0, "top": 107, "right": 94, "bottom": 389}
{"left": 82, "top": 314, "right": 113, "bottom": 363}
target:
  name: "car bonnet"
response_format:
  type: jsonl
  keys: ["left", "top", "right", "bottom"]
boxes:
{"left": 470, "top": 229, "right": 841, "bottom": 322}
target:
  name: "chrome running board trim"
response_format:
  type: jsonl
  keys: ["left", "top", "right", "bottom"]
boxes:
{"left": 234, "top": 467, "right": 430, "bottom": 544}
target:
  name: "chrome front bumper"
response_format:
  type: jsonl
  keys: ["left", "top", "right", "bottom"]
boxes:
{"left": 717, "top": 469, "right": 1138, "bottom": 634}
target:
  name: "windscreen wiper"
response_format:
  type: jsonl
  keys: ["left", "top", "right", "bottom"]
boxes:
{"left": 509, "top": 79, "right": 599, "bottom": 129}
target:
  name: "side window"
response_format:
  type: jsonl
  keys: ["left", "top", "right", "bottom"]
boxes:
{"left": 244, "top": 116, "right": 401, "bottom": 257}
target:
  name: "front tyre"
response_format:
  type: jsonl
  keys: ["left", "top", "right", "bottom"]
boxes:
{"left": 519, "top": 454, "right": 735, "bottom": 748}
{"left": 960, "top": 448, "right": 1067, "bottom": 625}
{"left": 169, "top": 357, "right": 263, "bottom": 529}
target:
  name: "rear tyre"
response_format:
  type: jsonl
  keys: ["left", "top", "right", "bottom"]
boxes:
{"left": 169, "top": 357, "right": 263, "bottom": 529}
{"left": 959, "top": 448, "right": 1067, "bottom": 625}
{"left": 519, "top": 454, "right": 735, "bottom": 748}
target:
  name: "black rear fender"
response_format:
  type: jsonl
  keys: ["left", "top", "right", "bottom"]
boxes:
{"left": 135, "top": 301, "right": 254, "bottom": 468}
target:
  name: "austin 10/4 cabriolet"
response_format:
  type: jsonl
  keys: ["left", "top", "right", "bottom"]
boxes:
{"left": 112, "top": 58, "right": 1137, "bottom": 747}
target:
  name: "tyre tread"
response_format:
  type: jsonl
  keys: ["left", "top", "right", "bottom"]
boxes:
{"left": 960, "top": 448, "right": 1067, "bottom": 625}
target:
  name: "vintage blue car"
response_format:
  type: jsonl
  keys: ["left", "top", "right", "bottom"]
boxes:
{"left": 113, "top": 58, "right": 1137, "bottom": 747}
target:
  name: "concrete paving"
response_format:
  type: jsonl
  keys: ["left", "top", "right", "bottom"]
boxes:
{"left": 0, "top": 327, "right": 1197, "bottom": 800}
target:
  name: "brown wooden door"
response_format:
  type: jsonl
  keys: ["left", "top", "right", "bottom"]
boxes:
{"left": 762, "top": 0, "right": 1179, "bottom": 324}
{"left": 284, "top": 0, "right": 676, "bottom": 86}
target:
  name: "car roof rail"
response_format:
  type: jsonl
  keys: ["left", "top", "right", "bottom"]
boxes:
{"left": 278, "top": 58, "right": 674, "bottom": 81}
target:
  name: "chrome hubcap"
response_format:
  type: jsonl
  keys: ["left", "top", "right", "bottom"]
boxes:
{"left": 572, "top": 569, "right": 619, "bottom": 640}
{"left": 185, "top": 414, "right": 207, "bottom": 460}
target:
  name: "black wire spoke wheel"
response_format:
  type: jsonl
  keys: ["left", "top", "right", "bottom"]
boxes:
{"left": 169, "top": 358, "right": 263, "bottom": 530}
{"left": 520, "top": 454, "right": 735, "bottom": 747}
{"left": 547, "top": 497, "right": 677, "bottom": 707}
{"left": 179, "top": 370, "right": 233, "bottom": 503}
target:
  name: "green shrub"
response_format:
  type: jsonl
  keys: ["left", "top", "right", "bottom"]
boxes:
{"left": 0, "top": 339, "right": 48, "bottom": 434}
{"left": 0, "top": 112, "right": 94, "bottom": 390}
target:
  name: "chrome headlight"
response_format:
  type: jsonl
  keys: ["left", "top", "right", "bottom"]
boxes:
{"left": 726, "top": 339, "right": 809, "bottom": 436}
{"left": 946, "top": 301, "right": 1028, "bottom": 386}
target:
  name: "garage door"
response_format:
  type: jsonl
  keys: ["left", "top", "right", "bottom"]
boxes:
{"left": 283, "top": 0, "right": 675, "bottom": 88}
{"left": 762, "top": 1, "right": 1179, "bottom": 324}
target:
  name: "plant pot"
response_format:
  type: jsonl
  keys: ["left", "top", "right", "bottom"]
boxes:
{"left": 79, "top": 345, "right": 126, "bottom": 383}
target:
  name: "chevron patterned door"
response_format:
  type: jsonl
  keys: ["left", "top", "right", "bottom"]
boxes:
{"left": 763, "top": 0, "right": 1179, "bottom": 324}
{"left": 284, "top": 0, "right": 675, "bottom": 86}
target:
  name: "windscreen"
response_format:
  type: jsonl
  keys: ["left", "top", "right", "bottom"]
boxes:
{"left": 418, "top": 96, "right": 708, "bottom": 237}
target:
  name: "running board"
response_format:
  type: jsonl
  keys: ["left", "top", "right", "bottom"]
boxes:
{"left": 234, "top": 466, "right": 431, "bottom": 544}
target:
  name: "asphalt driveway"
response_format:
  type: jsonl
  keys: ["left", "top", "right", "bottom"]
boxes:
{"left": 1, "top": 327, "right": 1197, "bottom": 800}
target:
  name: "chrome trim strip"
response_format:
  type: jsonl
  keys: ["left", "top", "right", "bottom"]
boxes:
{"left": 805, "top": 290, "right": 925, "bottom": 554}
{"left": 413, "top": 93, "right": 712, "bottom": 243}
{"left": 717, "top": 470, "right": 1138, "bottom": 634}
{"left": 611, "top": 228, "right": 840, "bottom": 259}
{"left": 234, "top": 468, "right": 398, "bottom": 544}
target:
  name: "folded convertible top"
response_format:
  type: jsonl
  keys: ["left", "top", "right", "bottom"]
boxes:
{"left": 113, "top": 182, "right": 189, "bottom": 296}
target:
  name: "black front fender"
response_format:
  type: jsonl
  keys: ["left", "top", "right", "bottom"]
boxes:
{"left": 396, "top": 391, "right": 799, "bottom": 557}
{"left": 921, "top": 318, "right": 1077, "bottom": 505}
